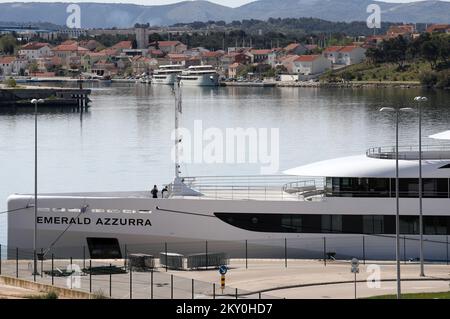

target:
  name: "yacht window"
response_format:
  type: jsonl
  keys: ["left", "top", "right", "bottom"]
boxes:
{"left": 321, "top": 215, "right": 342, "bottom": 233}
{"left": 400, "top": 216, "right": 419, "bottom": 235}
{"left": 52, "top": 208, "right": 66, "bottom": 213}
{"left": 38, "top": 208, "right": 50, "bottom": 213}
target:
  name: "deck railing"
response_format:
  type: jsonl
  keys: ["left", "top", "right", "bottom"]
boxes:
{"left": 366, "top": 144, "right": 450, "bottom": 160}
{"left": 170, "top": 175, "right": 326, "bottom": 201}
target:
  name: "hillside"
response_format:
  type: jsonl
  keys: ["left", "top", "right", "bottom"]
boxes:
{"left": 0, "top": 0, "right": 448, "bottom": 28}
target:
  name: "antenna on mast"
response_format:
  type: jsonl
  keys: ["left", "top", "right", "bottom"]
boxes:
{"left": 174, "top": 80, "right": 182, "bottom": 179}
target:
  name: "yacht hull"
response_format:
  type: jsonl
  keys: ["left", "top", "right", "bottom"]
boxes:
{"left": 7, "top": 193, "right": 450, "bottom": 261}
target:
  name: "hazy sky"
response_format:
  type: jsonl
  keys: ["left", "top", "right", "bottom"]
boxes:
{"left": 0, "top": 0, "right": 448, "bottom": 8}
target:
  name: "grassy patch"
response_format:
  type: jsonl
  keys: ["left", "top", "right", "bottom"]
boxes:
{"left": 25, "top": 290, "right": 59, "bottom": 299}
{"left": 321, "top": 61, "right": 435, "bottom": 83}
{"left": 367, "top": 291, "right": 450, "bottom": 299}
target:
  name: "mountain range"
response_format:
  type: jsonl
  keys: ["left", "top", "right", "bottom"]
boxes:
{"left": 0, "top": 0, "right": 448, "bottom": 28}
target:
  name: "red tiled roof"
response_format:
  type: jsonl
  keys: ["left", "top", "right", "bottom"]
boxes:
{"left": 284, "top": 43, "right": 301, "bottom": 51}
{"left": 151, "top": 41, "right": 184, "bottom": 48}
{"left": 340, "top": 45, "right": 359, "bottom": 52}
{"left": 250, "top": 49, "right": 273, "bottom": 55}
{"left": 112, "top": 41, "right": 133, "bottom": 49}
{"left": 202, "top": 51, "right": 224, "bottom": 58}
{"left": 0, "top": 56, "right": 16, "bottom": 64}
{"left": 20, "top": 42, "right": 49, "bottom": 50}
{"left": 426, "top": 24, "right": 450, "bottom": 32}
{"left": 52, "top": 44, "right": 88, "bottom": 52}
{"left": 324, "top": 46, "right": 343, "bottom": 53}
{"left": 295, "top": 55, "right": 321, "bottom": 62}
{"left": 324, "top": 45, "right": 361, "bottom": 53}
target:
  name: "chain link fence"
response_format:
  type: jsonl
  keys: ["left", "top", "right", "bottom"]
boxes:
{"left": 0, "top": 234, "right": 449, "bottom": 299}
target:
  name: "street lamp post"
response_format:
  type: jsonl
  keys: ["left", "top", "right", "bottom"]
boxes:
{"left": 31, "top": 98, "right": 44, "bottom": 279}
{"left": 380, "top": 106, "right": 413, "bottom": 299}
{"left": 414, "top": 96, "right": 428, "bottom": 278}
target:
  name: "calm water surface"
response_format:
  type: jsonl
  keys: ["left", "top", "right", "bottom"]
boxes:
{"left": 0, "top": 83, "right": 449, "bottom": 245}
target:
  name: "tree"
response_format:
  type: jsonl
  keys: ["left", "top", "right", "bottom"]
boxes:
{"left": 421, "top": 40, "right": 439, "bottom": 69}
{"left": 0, "top": 34, "right": 18, "bottom": 55}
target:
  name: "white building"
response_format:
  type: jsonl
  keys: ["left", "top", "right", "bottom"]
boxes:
{"left": 0, "top": 56, "right": 28, "bottom": 76}
{"left": 323, "top": 46, "right": 367, "bottom": 65}
{"left": 18, "top": 42, "right": 52, "bottom": 61}
{"left": 293, "top": 55, "right": 331, "bottom": 75}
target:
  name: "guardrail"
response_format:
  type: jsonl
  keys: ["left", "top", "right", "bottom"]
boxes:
{"left": 366, "top": 145, "right": 450, "bottom": 160}
{"left": 170, "top": 175, "right": 326, "bottom": 201}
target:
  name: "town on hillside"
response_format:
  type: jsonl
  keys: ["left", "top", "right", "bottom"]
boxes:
{"left": 0, "top": 23, "right": 449, "bottom": 86}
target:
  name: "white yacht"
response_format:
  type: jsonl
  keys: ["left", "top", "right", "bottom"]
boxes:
{"left": 6, "top": 88, "right": 450, "bottom": 260}
{"left": 152, "top": 65, "right": 184, "bottom": 85}
{"left": 179, "top": 65, "right": 220, "bottom": 87}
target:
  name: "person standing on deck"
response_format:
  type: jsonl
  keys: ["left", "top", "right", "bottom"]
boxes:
{"left": 151, "top": 185, "right": 159, "bottom": 198}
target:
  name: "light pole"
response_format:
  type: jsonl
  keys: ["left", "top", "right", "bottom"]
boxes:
{"left": 380, "top": 106, "right": 413, "bottom": 299}
{"left": 414, "top": 96, "right": 427, "bottom": 277}
{"left": 31, "top": 98, "right": 44, "bottom": 279}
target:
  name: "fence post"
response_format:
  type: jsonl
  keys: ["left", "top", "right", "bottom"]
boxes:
{"left": 130, "top": 264, "right": 133, "bottom": 299}
{"left": 89, "top": 260, "right": 92, "bottom": 293}
{"left": 259, "top": 292, "right": 262, "bottom": 299}
{"left": 16, "top": 247, "right": 18, "bottom": 278}
{"left": 284, "top": 238, "right": 288, "bottom": 268}
{"left": 235, "top": 288, "right": 238, "bottom": 299}
{"left": 403, "top": 236, "right": 406, "bottom": 264}
{"left": 192, "top": 279, "right": 194, "bottom": 299}
{"left": 124, "top": 244, "right": 128, "bottom": 269}
{"left": 51, "top": 254, "right": 54, "bottom": 286}
{"left": 245, "top": 240, "right": 248, "bottom": 269}
{"left": 323, "top": 237, "right": 327, "bottom": 267}
{"left": 151, "top": 270, "right": 154, "bottom": 299}
{"left": 40, "top": 248, "right": 43, "bottom": 278}
{"left": 213, "top": 283, "right": 216, "bottom": 299}
{"left": 109, "top": 263, "right": 112, "bottom": 298}
{"left": 171, "top": 274, "right": 173, "bottom": 299}
{"left": 205, "top": 241, "right": 208, "bottom": 270}
{"left": 447, "top": 235, "right": 449, "bottom": 266}
{"left": 165, "top": 242, "right": 168, "bottom": 272}
{"left": 362, "top": 236, "right": 366, "bottom": 265}
{"left": 33, "top": 248, "right": 36, "bottom": 282}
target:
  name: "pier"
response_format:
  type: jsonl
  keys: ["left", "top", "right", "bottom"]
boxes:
{"left": 0, "top": 86, "right": 92, "bottom": 112}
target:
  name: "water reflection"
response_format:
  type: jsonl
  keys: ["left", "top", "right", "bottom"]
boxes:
{"left": 0, "top": 83, "right": 448, "bottom": 243}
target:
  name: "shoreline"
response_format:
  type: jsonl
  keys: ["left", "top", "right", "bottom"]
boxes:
{"left": 5, "top": 77, "right": 443, "bottom": 89}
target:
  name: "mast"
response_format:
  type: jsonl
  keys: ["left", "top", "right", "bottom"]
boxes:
{"left": 174, "top": 80, "right": 182, "bottom": 179}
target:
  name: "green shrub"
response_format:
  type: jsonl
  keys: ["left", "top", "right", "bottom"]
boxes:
{"left": 436, "top": 70, "right": 450, "bottom": 89}
{"left": 3, "top": 77, "right": 16, "bottom": 87}
{"left": 419, "top": 71, "right": 438, "bottom": 86}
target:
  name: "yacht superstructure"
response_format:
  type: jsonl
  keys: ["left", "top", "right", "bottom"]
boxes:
{"left": 152, "top": 65, "right": 184, "bottom": 85}
{"left": 179, "top": 65, "right": 220, "bottom": 86}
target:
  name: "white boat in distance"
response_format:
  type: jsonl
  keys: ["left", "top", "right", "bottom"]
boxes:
{"left": 6, "top": 86, "right": 450, "bottom": 261}
{"left": 152, "top": 65, "right": 184, "bottom": 85}
{"left": 179, "top": 65, "right": 220, "bottom": 87}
